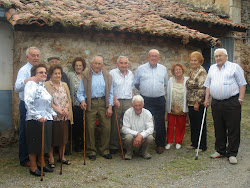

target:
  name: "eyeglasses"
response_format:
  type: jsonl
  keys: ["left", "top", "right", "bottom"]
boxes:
{"left": 36, "top": 71, "right": 47, "bottom": 75}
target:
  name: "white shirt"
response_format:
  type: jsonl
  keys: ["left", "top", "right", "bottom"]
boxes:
{"left": 134, "top": 63, "right": 168, "bottom": 97}
{"left": 204, "top": 61, "right": 247, "bottom": 100}
{"left": 110, "top": 68, "right": 134, "bottom": 99}
{"left": 122, "top": 107, "right": 154, "bottom": 138}
{"left": 14, "top": 62, "right": 33, "bottom": 101}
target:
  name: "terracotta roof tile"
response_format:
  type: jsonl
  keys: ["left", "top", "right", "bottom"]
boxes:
{"left": 0, "top": 0, "right": 247, "bottom": 47}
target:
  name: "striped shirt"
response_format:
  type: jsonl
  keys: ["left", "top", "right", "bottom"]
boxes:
{"left": 109, "top": 68, "right": 134, "bottom": 99}
{"left": 134, "top": 62, "right": 168, "bottom": 97}
{"left": 204, "top": 61, "right": 247, "bottom": 100}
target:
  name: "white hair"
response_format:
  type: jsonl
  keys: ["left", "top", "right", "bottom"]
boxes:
{"left": 117, "top": 56, "right": 129, "bottom": 63}
{"left": 148, "top": 49, "right": 160, "bottom": 56}
{"left": 26, "top": 46, "right": 40, "bottom": 55}
{"left": 132, "top": 95, "right": 144, "bottom": 105}
{"left": 91, "top": 55, "right": 103, "bottom": 64}
{"left": 214, "top": 48, "right": 228, "bottom": 56}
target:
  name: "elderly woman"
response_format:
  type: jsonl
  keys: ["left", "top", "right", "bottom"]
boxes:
{"left": 44, "top": 64, "right": 73, "bottom": 167}
{"left": 186, "top": 51, "right": 207, "bottom": 152}
{"left": 67, "top": 57, "right": 86, "bottom": 152}
{"left": 165, "top": 63, "right": 188, "bottom": 150}
{"left": 24, "top": 63, "right": 56, "bottom": 176}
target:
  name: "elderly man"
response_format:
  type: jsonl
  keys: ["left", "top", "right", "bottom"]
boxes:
{"left": 134, "top": 49, "right": 168, "bottom": 154}
{"left": 15, "top": 47, "right": 40, "bottom": 167}
{"left": 109, "top": 56, "right": 134, "bottom": 154}
{"left": 204, "top": 48, "right": 246, "bottom": 164}
{"left": 122, "top": 95, "right": 154, "bottom": 160}
{"left": 46, "top": 56, "right": 70, "bottom": 87}
{"left": 77, "top": 56, "right": 113, "bottom": 161}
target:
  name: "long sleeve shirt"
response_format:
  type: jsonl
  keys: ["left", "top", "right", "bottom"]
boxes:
{"left": 122, "top": 107, "right": 154, "bottom": 139}
{"left": 109, "top": 68, "right": 134, "bottom": 99}
{"left": 14, "top": 62, "right": 33, "bottom": 101}
{"left": 24, "top": 81, "right": 56, "bottom": 120}
{"left": 77, "top": 70, "right": 114, "bottom": 106}
{"left": 134, "top": 63, "right": 168, "bottom": 97}
{"left": 204, "top": 61, "right": 247, "bottom": 100}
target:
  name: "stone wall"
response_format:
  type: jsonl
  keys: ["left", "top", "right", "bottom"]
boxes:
{"left": 12, "top": 31, "right": 199, "bottom": 128}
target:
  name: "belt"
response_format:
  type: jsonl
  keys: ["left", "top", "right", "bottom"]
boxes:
{"left": 213, "top": 94, "right": 239, "bottom": 102}
{"left": 91, "top": 97, "right": 105, "bottom": 100}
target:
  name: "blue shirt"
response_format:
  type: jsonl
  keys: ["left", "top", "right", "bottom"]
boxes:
{"left": 14, "top": 62, "right": 33, "bottom": 101}
{"left": 134, "top": 62, "right": 168, "bottom": 97}
{"left": 110, "top": 68, "right": 134, "bottom": 99}
{"left": 77, "top": 70, "right": 114, "bottom": 105}
{"left": 204, "top": 61, "right": 247, "bottom": 100}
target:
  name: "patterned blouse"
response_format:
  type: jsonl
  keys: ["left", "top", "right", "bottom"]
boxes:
{"left": 171, "top": 78, "right": 185, "bottom": 115}
{"left": 49, "top": 81, "right": 68, "bottom": 121}
{"left": 24, "top": 81, "right": 56, "bottom": 120}
{"left": 72, "top": 72, "right": 81, "bottom": 106}
{"left": 186, "top": 65, "right": 207, "bottom": 106}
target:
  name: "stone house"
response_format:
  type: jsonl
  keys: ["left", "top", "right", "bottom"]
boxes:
{"left": 0, "top": 0, "right": 248, "bottom": 136}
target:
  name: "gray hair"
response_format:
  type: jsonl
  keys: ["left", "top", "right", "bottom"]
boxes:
{"left": 148, "top": 49, "right": 160, "bottom": 56}
{"left": 26, "top": 46, "right": 40, "bottom": 56}
{"left": 91, "top": 55, "right": 104, "bottom": 64}
{"left": 132, "top": 95, "right": 144, "bottom": 105}
{"left": 117, "top": 56, "right": 129, "bottom": 63}
{"left": 214, "top": 48, "right": 228, "bottom": 56}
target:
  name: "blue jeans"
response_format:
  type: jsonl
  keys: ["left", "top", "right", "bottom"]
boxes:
{"left": 19, "top": 100, "right": 29, "bottom": 164}
{"left": 142, "top": 96, "right": 166, "bottom": 147}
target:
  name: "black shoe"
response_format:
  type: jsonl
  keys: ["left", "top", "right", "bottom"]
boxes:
{"left": 38, "top": 165, "right": 53, "bottom": 172}
{"left": 103, "top": 154, "right": 112, "bottom": 159}
{"left": 110, "top": 149, "right": 118, "bottom": 154}
{"left": 29, "top": 169, "right": 45, "bottom": 176}
{"left": 88, "top": 155, "right": 96, "bottom": 161}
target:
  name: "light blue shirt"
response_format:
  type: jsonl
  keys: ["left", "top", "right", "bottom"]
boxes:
{"left": 134, "top": 62, "right": 168, "bottom": 97}
{"left": 77, "top": 70, "right": 114, "bottom": 105}
{"left": 204, "top": 61, "right": 247, "bottom": 100}
{"left": 24, "top": 81, "right": 56, "bottom": 120}
{"left": 110, "top": 68, "right": 134, "bottom": 99}
{"left": 14, "top": 62, "right": 33, "bottom": 101}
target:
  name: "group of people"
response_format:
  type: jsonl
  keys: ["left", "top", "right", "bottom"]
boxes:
{"left": 15, "top": 46, "right": 246, "bottom": 177}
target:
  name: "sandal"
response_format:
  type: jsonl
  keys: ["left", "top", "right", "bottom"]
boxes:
{"left": 58, "top": 159, "right": 71, "bottom": 165}
{"left": 48, "top": 161, "right": 56, "bottom": 168}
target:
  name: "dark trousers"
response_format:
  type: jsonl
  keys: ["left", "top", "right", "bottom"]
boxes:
{"left": 72, "top": 106, "right": 84, "bottom": 149}
{"left": 19, "top": 100, "right": 29, "bottom": 164}
{"left": 188, "top": 105, "right": 207, "bottom": 151}
{"left": 142, "top": 96, "right": 166, "bottom": 147}
{"left": 211, "top": 96, "right": 241, "bottom": 157}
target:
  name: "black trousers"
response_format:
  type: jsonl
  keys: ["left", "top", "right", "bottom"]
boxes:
{"left": 188, "top": 105, "right": 207, "bottom": 151}
{"left": 72, "top": 106, "right": 84, "bottom": 148}
{"left": 142, "top": 96, "right": 166, "bottom": 147}
{"left": 211, "top": 95, "right": 241, "bottom": 157}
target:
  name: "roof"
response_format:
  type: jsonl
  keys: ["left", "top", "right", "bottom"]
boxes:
{"left": 0, "top": 0, "right": 248, "bottom": 47}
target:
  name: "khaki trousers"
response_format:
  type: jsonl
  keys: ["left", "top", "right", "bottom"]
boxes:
{"left": 86, "top": 99, "right": 111, "bottom": 156}
{"left": 110, "top": 99, "right": 131, "bottom": 150}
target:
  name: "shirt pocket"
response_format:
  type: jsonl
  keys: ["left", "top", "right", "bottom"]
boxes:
{"left": 223, "top": 72, "right": 235, "bottom": 85}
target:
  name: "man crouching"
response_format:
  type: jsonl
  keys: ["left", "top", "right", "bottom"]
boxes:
{"left": 122, "top": 95, "right": 154, "bottom": 160}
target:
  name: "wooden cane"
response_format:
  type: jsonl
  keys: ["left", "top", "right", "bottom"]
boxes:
{"left": 60, "top": 119, "right": 65, "bottom": 175}
{"left": 114, "top": 109, "right": 125, "bottom": 160}
{"left": 70, "top": 124, "right": 72, "bottom": 154}
{"left": 41, "top": 122, "right": 45, "bottom": 181}
{"left": 83, "top": 110, "right": 86, "bottom": 165}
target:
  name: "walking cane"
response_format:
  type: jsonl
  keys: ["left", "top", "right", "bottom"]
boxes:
{"left": 41, "top": 122, "right": 45, "bottom": 181}
{"left": 83, "top": 110, "right": 86, "bottom": 165}
{"left": 70, "top": 123, "right": 72, "bottom": 154}
{"left": 195, "top": 105, "right": 208, "bottom": 160}
{"left": 114, "top": 109, "right": 125, "bottom": 160}
{"left": 60, "top": 118, "right": 65, "bottom": 175}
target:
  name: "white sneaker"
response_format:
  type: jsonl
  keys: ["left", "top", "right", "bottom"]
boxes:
{"left": 229, "top": 156, "right": 237, "bottom": 164}
{"left": 165, "top": 143, "right": 172, "bottom": 150}
{"left": 210, "top": 151, "right": 223, "bottom": 159}
{"left": 176, "top": 144, "right": 181, "bottom": 150}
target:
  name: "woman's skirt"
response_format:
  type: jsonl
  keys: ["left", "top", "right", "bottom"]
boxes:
{"left": 26, "top": 120, "right": 52, "bottom": 154}
{"left": 52, "top": 120, "right": 69, "bottom": 146}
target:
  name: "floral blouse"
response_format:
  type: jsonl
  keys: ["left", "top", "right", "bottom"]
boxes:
{"left": 50, "top": 81, "right": 68, "bottom": 121}
{"left": 73, "top": 72, "right": 81, "bottom": 106}
{"left": 186, "top": 65, "right": 207, "bottom": 106}
{"left": 171, "top": 79, "right": 185, "bottom": 115}
{"left": 24, "top": 81, "right": 56, "bottom": 121}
